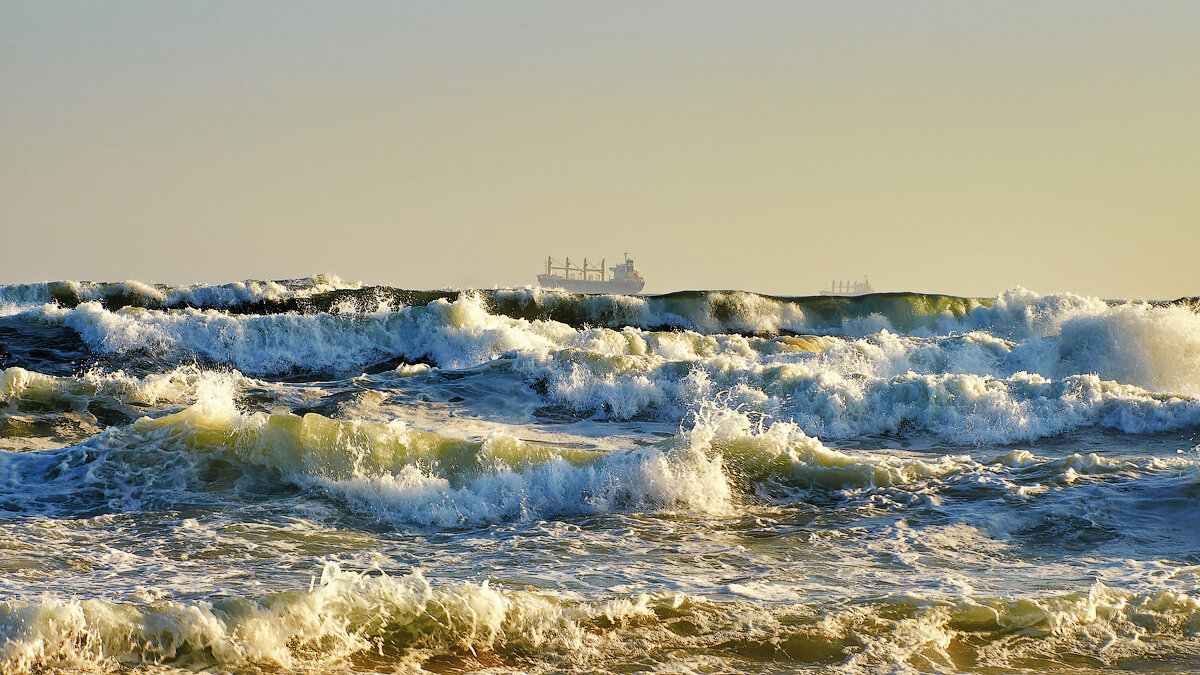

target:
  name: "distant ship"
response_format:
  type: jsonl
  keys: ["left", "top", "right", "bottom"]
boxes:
{"left": 537, "top": 254, "right": 645, "bottom": 294}
{"left": 821, "top": 276, "right": 874, "bottom": 296}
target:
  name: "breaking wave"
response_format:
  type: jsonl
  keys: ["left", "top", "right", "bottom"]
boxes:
{"left": 6, "top": 278, "right": 1200, "bottom": 675}
{"left": 5, "top": 382, "right": 1195, "bottom": 529}
{"left": 4, "top": 563, "right": 1198, "bottom": 674}
{"left": 0, "top": 274, "right": 362, "bottom": 314}
{"left": 2, "top": 285, "right": 1198, "bottom": 444}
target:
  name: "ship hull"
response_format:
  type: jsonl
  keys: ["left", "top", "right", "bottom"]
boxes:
{"left": 537, "top": 276, "right": 645, "bottom": 295}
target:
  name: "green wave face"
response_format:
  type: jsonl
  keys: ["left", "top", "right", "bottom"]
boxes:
{"left": 5, "top": 277, "right": 993, "bottom": 335}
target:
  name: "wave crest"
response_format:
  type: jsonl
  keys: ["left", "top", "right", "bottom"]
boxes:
{"left": 5, "top": 567, "right": 1199, "bottom": 674}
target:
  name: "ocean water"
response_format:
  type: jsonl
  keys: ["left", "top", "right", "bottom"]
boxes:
{"left": 1, "top": 276, "right": 1199, "bottom": 674}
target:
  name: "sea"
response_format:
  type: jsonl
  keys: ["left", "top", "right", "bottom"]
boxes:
{"left": 1, "top": 276, "right": 1198, "bottom": 674}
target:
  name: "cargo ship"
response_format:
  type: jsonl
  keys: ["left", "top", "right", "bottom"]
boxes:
{"left": 821, "top": 276, "right": 874, "bottom": 296}
{"left": 537, "top": 254, "right": 645, "bottom": 294}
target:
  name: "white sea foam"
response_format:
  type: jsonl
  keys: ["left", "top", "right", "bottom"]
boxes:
{"left": 9, "top": 289, "right": 1199, "bottom": 444}
{"left": 0, "top": 563, "right": 613, "bottom": 672}
{"left": 11, "top": 382, "right": 1191, "bottom": 529}
{"left": 3, "top": 565, "right": 1199, "bottom": 674}
{"left": 961, "top": 288, "right": 1200, "bottom": 397}
{"left": 7, "top": 281, "right": 1200, "bottom": 675}
{"left": 0, "top": 365, "right": 222, "bottom": 411}
{"left": 0, "top": 377, "right": 728, "bottom": 525}
{"left": 27, "top": 293, "right": 571, "bottom": 374}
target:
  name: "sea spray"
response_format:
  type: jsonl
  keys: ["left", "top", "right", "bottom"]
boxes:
{"left": 5, "top": 567, "right": 1200, "bottom": 673}
{"left": 4, "top": 281, "right": 1200, "bottom": 675}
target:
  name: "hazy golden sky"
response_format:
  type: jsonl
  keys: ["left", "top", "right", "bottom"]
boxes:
{"left": 2, "top": 1, "right": 1197, "bottom": 298}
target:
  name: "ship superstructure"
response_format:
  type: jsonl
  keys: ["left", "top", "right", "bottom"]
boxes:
{"left": 537, "top": 254, "right": 645, "bottom": 294}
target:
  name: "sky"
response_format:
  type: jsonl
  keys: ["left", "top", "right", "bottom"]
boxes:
{"left": 2, "top": 1, "right": 1197, "bottom": 299}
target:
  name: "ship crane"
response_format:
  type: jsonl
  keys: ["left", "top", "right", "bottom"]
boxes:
{"left": 820, "top": 276, "right": 874, "bottom": 296}
{"left": 538, "top": 254, "right": 645, "bottom": 294}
